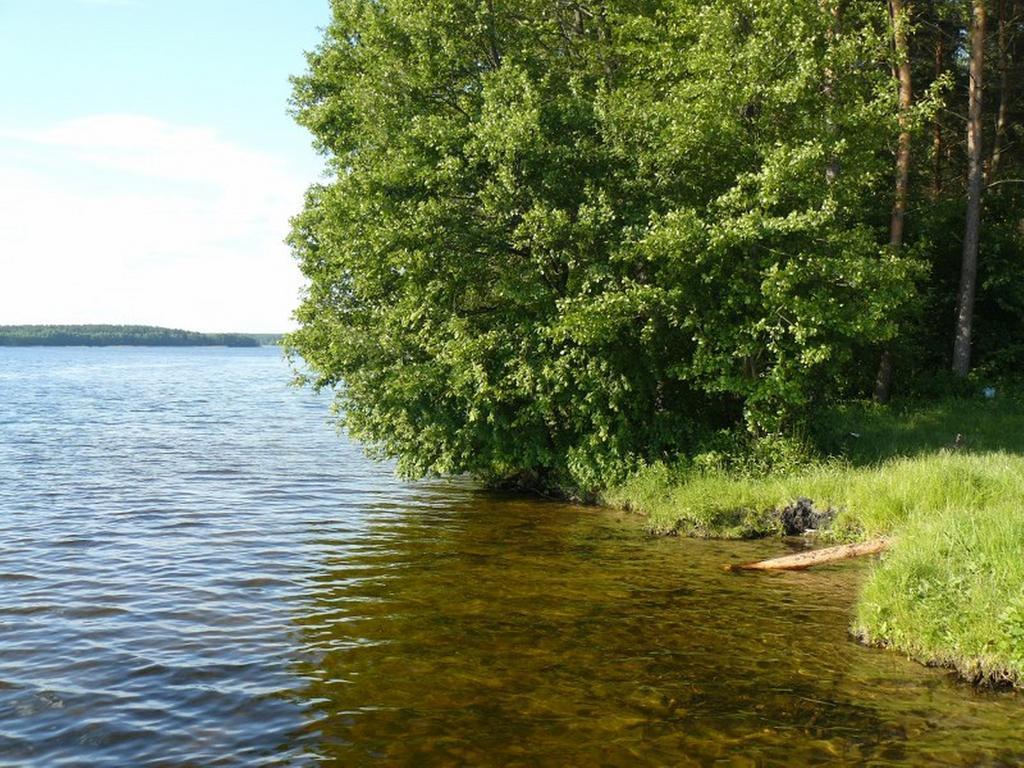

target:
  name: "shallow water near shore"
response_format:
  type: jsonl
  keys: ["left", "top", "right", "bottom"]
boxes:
{"left": 1, "top": 347, "right": 1021, "bottom": 766}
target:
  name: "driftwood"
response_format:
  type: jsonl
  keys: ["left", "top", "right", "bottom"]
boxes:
{"left": 727, "top": 537, "right": 891, "bottom": 572}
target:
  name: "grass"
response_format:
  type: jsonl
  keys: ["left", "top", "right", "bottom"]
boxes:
{"left": 854, "top": 493, "right": 1024, "bottom": 687}
{"left": 604, "top": 395, "right": 1024, "bottom": 686}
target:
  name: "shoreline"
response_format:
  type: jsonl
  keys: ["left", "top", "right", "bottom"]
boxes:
{"left": 601, "top": 397, "right": 1024, "bottom": 690}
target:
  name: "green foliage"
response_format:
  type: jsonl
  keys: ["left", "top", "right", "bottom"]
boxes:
{"left": 688, "top": 429, "right": 815, "bottom": 476}
{"left": 892, "top": 182, "right": 1024, "bottom": 387}
{"left": 0, "top": 325, "right": 261, "bottom": 347}
{"left": 972, "top": 191, "right": 1024, "bottom": 378}
{"left": 288, "top": 0, "right": 922, "bottom": 490}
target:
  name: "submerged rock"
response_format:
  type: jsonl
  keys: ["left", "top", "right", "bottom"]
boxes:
{"left": 777, "top": 497, "right": 835, "bottom": 535}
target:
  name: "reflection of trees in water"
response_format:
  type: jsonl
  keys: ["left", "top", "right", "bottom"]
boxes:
{"left": 286, "top": 494, "right": 1024, "bottom": 766}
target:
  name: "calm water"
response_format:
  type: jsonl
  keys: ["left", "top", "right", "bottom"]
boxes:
{"left": 0, "top": 347, "right": 1021, "bottom": 766}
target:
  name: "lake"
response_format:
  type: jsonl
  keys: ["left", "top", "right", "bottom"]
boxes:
{"left": 1, "top": 346, "right": 1021, "bottom": 766}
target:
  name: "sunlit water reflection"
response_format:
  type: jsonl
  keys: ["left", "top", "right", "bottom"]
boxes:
{"left": 0, "top": 347, "right": 1020, "bottom": 766}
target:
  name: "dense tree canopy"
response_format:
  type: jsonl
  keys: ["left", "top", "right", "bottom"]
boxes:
{"left": 289, "top": 0, "right": 1023, "bottom": 491}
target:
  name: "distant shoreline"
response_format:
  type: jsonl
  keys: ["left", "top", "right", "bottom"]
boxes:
{"left": 0, "top": 325, "right": 282, "bottom": 348}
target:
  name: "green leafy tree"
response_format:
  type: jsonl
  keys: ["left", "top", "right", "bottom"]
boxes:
{"left": 287, "top": 0, "right": 924, "bottom": 491}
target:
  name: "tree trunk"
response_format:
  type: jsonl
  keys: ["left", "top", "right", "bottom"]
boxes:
{"left": 874, "top": 0, "right": 914, "bottom": 404}
{"left": 874, "top": 348, "right": 895, "bottom": 402}
{"left": 989, "top": 0, "right": 1012, "bottom": 180}
{"left": 931, "top": 30, "right": 944, "bottom": 198}
{"left": 888, "top": 0, "right": 913, "bottom": 249}
{"left": 952, "top": 0, "right": 986, "bottom": 378}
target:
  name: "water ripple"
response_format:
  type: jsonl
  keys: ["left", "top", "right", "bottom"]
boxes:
{"left": 1, "top": 347, "right": 1022, "bottom": 767}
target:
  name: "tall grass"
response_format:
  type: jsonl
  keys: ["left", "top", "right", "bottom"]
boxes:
{"left": 854, "top": 486, "right": 1024, "bottom": 686}
{"left": 605, "top": 451, "right": 1024, "bottom": 540}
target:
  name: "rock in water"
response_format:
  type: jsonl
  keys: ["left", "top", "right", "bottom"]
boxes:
{"left": 777, "top": 497, "right": 834, "bottom": 535}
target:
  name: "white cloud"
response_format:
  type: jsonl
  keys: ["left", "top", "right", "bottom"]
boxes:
{"left": 0, "top": 114, "right": 315, "bottom": 331}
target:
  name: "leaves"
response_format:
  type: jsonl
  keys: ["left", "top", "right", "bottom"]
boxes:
{"left": 287, "top": 0, "right": 926, "bottom": 490}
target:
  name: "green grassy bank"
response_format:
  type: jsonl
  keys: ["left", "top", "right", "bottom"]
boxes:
{"left": 604, "top": 396, "right": 1024, "bottom": 687}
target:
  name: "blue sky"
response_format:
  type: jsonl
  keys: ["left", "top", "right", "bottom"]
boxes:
{"left": 0, "top": 0, "right": 331, "bottom": 332}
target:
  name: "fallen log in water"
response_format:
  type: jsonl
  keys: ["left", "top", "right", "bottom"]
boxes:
{"left": 727, "top": 537, "right": 891, "bottom": 572}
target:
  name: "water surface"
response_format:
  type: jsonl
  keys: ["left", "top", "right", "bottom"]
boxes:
{"left": 0, "top": 347, "right": 1021, "bottom": 766}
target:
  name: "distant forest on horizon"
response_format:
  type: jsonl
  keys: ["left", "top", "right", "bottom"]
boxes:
{"left": 0, "top": 325, "right": 281, "bottom": 347}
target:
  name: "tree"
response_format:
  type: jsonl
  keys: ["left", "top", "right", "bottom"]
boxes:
{"left": 952, "top": 0, "right": 986, "bottom": 377}
{"left": 286, "top": 0, "right": 925, "bottom": 491}
{"left": 874, "top": 0, "right": 916, "bottom": 403}
{"left": 989, "top": 0, "right": 1014, "bottom": 179}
